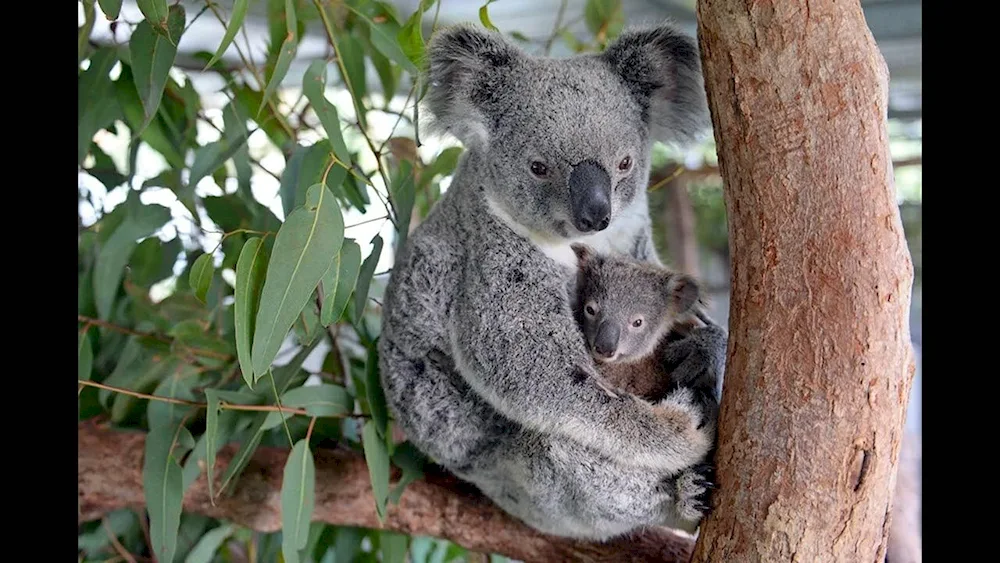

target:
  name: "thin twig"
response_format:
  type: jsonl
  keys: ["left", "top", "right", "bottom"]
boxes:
{"left": 102, "top": 517, "right": 138, "bottom": 563}
{"left": 543, "top": 0, "right": 570, "bottom": 55}
{"left": 77, "top": 316, "right": 168, "bottom": 343}
{"left": 647, "top": 165, "right": 687, "bottom": 192}
{"left": 77, "top": 380, "right": 371, "bottom": 419}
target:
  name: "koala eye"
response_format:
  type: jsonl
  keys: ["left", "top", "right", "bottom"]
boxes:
{"left": 618, "top": 156, "right": 632, "bottom": 172}
{"left": 584, "top": 303, "right": 597, "bottom": 317}
{"left": 530, "top": 161, "right": 549, "bottom": 178}
{"left": 631, "top": 317, "right": 644, "bottom": 328}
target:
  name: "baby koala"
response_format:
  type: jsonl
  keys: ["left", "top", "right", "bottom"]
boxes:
{"left": 570, "top": 243, "right": 705, "bottom": 402}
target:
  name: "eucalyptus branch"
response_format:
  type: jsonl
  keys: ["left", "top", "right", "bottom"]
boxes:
{"left": 78, "top": 315, "right": 233, "bottom": 362}
{"left": 77, "top": 380, "right": 371, "bottom": 420}
{"left": 543, "top": 0, "right": 569, "bottom": 55}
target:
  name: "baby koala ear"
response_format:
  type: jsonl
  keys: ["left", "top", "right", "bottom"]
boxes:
{"left": 570, "top": 243, "right": 597, "bottom": 268}
{"left": 665, "top": 272, "right": 700, "bottom": 314}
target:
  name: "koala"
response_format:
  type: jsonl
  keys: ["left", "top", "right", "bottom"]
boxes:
{"left": 569, "top": 242, "right": 712, "bottom": 406}
{"left": 378, "top": 21, "right": 727, "bottom": 540}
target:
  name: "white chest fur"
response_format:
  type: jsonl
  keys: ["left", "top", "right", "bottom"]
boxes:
{"left": 485, "top": 196, "right": 649, "bottom": 269}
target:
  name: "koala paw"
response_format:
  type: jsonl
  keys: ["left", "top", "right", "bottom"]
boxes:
{"left": 673, "top": 463, "right": 717, "bottom": 522}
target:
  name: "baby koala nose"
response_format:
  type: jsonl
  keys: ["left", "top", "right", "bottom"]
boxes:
{"left": 593, "top": 322, "right": 620, "bottom": 359}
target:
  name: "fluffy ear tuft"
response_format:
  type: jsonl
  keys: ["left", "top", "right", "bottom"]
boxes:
{"left": 601, "top": 22, "right": 711, "bottom": 146}
{"left": 422, "top": 24, "right": 524, "bottom": 150}
{"left": 665, "top": 273, "right": 700, "bottom": 314}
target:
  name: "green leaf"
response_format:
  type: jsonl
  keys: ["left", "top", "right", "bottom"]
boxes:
{"left": 388, "top": 442, "right": 427, "bottom": 504}
{"left": 233, "top": 85, "right": 292, "bottom": 151}
{"left": 381, "top": 532, "right": 409, "bottom": 563}
{"left": 282, "top": 384, "right": 354, "bottom": 417}
{"left": 78, "top": 330, "right": 93, "bottom": 382}
{"left": 182, "top": 408, "right": 254, "bottom": 490}
{"left": 320, "top": 240, "right": 362, "bottom": 326}
{"left": 78, "top": 48, "right": 122, "bottom": 165}
{"left": 128, "top": 236, "right": 180, "bottom": 288}
{"left": 189, "top": 253, "right": 215, "bottom": 304}
{"left": 235, "top": 237, "right": 270, "bottom": 388}
{"left": 420, "top": 147, "right": 464, "bottom": 189}
{"left": 136, "top": 0, "right": 168, "bottom": 27}
{"left": 293, "top": 301, "right": 323, "bottom": 346}
{"left": 206, "top": 0, "right": 248, "bottom": 68}
{"left": 129, "top": 5, "right": 185, "bottom": 134}
{"left": 390, "top": 161, "right": 416, "bottom": 254}
{"left": 336, "top": 33, "right": 368, "bottom": 127}
{"left": 397, "top": 7, "right": 427, "bottom": 69}
{"left": 260, "top": 35, "right": 297, "bottom": 116}
{"left": 510, "top": 31, "right": 531, "bottom": 43}
{"left": 217, "top": 340, "right": 320, "bottom": 495}
{"left": 584, "top": 0, "right": 624, "bottom": 42}
{"left": 281, "top": 439, "right": 316, "bottom": 563}
{"left": 99, "top": 0, "right": 123, "bottom": 20}
{"left": 368, "top": 41, "right": 398, "bottom": 102}
{"left": 478, "top": 0, "right": 500, "bottom": 32}
{"left": 353, "top": 235, "right": 383, "bottom": 319}
{"left": 365, "top": 341, "right": 389, "bottom": 437}
{"left": 183, "top": 523, "right": 233, "bottom": 563}
{"left": 144, "top": 422, "right": 193, "bottom": 563}
{"left": 251, "top": 185, "right": 344, "bottom": 380}
{"left": 303, "top": 61, "right": 352, "bottom": 166}
{"left": 94, "top": 194, "right": 172, "bottom": 319}
{"left": 147, "top": 362, "right": 198, "bottom": 429}
{"left": 362, "top": 420, "right": 390, "bottom": 522}
{"left": 279, "top": 144, "right": 309, "bottom": 218}
{"left": 115, "top": 67, "right": 186, "bottom": 169}
{"left": 188, "top": 132, "right": 250, "bottom": 187}
{"left": 348, "top": 5, "right": 417, "bottom": 74}
{"left": 202, "top": 389, "right": 221, "bottom": 500}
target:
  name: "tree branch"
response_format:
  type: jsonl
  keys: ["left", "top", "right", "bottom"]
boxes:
{"left": 78, "top": 421, "right": 695, "bottom": 563}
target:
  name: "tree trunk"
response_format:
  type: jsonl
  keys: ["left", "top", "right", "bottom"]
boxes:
{"left": 691, "top": 1, "right": 916, "bottom": 561}
{"left": 664, "top": 175, "right": 701, "bottom": 278}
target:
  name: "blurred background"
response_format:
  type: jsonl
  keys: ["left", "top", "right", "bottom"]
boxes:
{"left": 79, "top": 1, "right": 920, "bottom": 560}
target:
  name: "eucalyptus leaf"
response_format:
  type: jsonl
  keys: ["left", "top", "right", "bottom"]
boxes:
{"left": 93, "top": 194, "right": 171, "bottom": 319}
{"left": 390, "top": 161, "right": 416, "bottom": 253}
{"left": 183, "top": 524, "right": 233, "bottom": 563}
{"left": 303, "top": 61, "right": 352, "bottom": 166}
{"left": 361, "top": 420, "right": 390, "bottom": 522}
{"left": 280, "top": 439, "right": 316, "bottom": 563}
{"left": 349, "top": 5, "right": 417, "bottom": 74}
{"left": 98, "top": 0, "right": 123, "bottom": 20}
{"left": 189, "top": 253, "right": 215, "bottom": 304}
{"left": 144, "top": 422, "right": 193, "bottom": 563}
{"left": 235, "top": 237, "right": 270, "bottom": 387}
{"left": 584, "top": 0, "right": 624, "bottom": 42}
{"left": 478, "top": 0, "right": 500, "bottom": 32}
{"left": 78, "top": 330, "right": 93, "bottom": 382}
{"left": 380, "top": 532, "right": 409, "bottom": 563}
{"left": 251, "top": 184, "right": 344, "bottom": 380}
{"left": 129, "top": 5, "right": 185, "bottom": 133}
{"left": 78, "top": 48, "right": 121, "bottom": 164}
{"left": 135, "top": 0, "right": 168, "bottom": 27}
{"left": 205, "top": 0, "right": 249, "bottom": 68}
{"left": 281, "top": 384, "right": 353, "bottom": 417}
{"left": 320, "top": 239, "right": 362, "bottom": 326}
{"left": 260, "top": 35, "right": 297, "bottom": 116}
{"left": 353, "top": 235, "right": 383, "bottom": 320}
{"left": 365, "top": 342, "right": 389, "bottom": 437}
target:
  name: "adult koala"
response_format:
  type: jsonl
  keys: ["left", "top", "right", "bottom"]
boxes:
{"left": 378, "top": 21, "right": 727, "bottom": 540}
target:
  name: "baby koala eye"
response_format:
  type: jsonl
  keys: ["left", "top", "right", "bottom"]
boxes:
{"left": 618, "top": 156, "right": 632, "bottom": 172}
{"left": 631, "top": 317, "right": 644, "bottom": 328}
{"left": 530, "top": 161, "right": 549, "bottom": 178}
{"left": 584, "top": 302, "right": 597, "bottom": 317}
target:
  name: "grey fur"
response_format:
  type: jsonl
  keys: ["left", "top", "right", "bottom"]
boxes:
{"left": 570, "top": 243, "right": 707, "bottom": 404}
{"left": 379, "top": 22, "right": 726, "bottom": 540}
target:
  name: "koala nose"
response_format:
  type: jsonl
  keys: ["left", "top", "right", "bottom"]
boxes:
{"left": 593, "top": 321, "right": 620, "bottom": 358}
{"left": 569, "top": 159, "right": 612, "bottom": 232}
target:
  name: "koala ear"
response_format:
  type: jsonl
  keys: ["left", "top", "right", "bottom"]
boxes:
{"left": 423, "top": 24, "right": 524, "bottom": 150}
{"left": 601, "top": 23, "right": 711, "bottom": 146}
{"left": 570, "top": 243, "right": 597, "bottom": 268}
{"left": 665, "top": 273, "right": 699, "bottom": 314}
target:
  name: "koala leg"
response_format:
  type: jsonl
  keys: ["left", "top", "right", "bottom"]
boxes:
{"left": 465, "top": 427, "right": 708, "bottom": 542}
{"left": 378, "top": 338, "right": 506, "bottom": 473}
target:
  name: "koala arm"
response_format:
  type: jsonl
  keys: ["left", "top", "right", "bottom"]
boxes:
{"left": 448, "top": 248, "right": 712, "bottom": 473}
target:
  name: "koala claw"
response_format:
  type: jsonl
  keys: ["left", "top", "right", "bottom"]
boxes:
{"left": 673, "top": 463, "right": 717, "bottom": 522}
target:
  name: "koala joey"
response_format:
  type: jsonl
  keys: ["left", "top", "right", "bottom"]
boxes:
{"left": 570, "top": 242, "right": 711, "bottom": 406}
{"left": 378, "top": 21, "right": 727, "bottom": 540}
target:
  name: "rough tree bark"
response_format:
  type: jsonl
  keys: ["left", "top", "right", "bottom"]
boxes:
{"left": 78, "top": 421, "right": 696, "bottom": 563}
{"left": 690, "top": 1, "right": 917, "bottom": 562}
